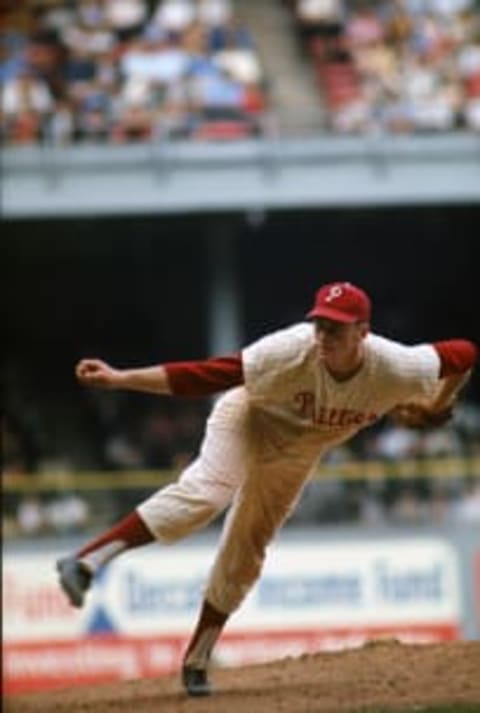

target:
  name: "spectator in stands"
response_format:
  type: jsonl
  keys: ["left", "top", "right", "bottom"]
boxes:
{"left": 26, "top": 9, "right": 64, "bottom": 96}
{"left": 44, "top": 492, "right": 91, "bottom": 534}
{"left": 206, "top": 13, "right": 252, "bottom": 53}
{"left": 61, "top": 12, "right": 115, "bottom": 57}
{"left": 457, "top": 32, "right": 480, "bottom": 128}
{"left": 213, "top": 51, "right": 262, "bottom": 88}
{"left": 359, "top": 481, "right": 386, "bottom": 524}
{"left": 372, "top": 422, "right": 420, "bottom": 460}
{"left": 418, "top": 424, "right": 464, "bottom": 456}
{"left": 63, "top": 45, "right": 97, "bottom": 92}
{"left": 76, "top": 83, "right": 113, "bottom": 141}
{"left": 453, "top": 402, "right": 480, "bottom": 454}
{"left": 453, "top": 477, "right": 480, "bottom": 523}
{"left": 104, "top": 0, "right": 148, "bottom": 42}
{"left": 0, "top": 32, "right": 28, "bottom": 86}
{"left": 354, "top": 38, "right": 398, "bottom": 87}
{"left": 197, "top": 0, "right": 233, "bottom": 31}
{"left": 389, "top": 484, "right": 429, "bottom": 523}
{"left": 346, "top": 3, "right": 386, "bottom": 48}
{"left": 329, "top": 93, "right": 373, "bottom": 132}
{"left": 48, "top": 97, "right": 75, "bottom": 145}
{"left": 295, "top": 0, "right": 345, "bottom": 45}
{"left": 464, "top": 96, "right": 480, "bottom": 129}
{"left": 384, "top": 0, "right": 415, "bottom": 48}
{"left": 1, "top": 67, "right": 53, "bottom": 143}
{"left": 120, "top": 35, "right": 173, "bottom": 83}
{"left": 104, "top": 429, "right": 145, "bottom": 469}
{"left": 190, "top": 65, "right": 247, "bottom": 115}
{"left": 16, "top": 496, "right": 46, "bottom": 536}
{"left": 151, "top": 0, "right": 196, "bottom": 40}
{"left": 77, "top": 0, "right": 106, "bottom": 29}
{"left": 428, "top": 0, "right": 473, "bottom": 16}
{"left": 40, "top": 2, "right": 77, "bottom": 38}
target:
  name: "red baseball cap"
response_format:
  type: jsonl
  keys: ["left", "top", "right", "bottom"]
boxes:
{"left": 307, "top": 282, "right": 371, "bottom": 323}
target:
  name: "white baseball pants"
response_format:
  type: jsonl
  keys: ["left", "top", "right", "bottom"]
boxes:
{"left": 137, "top": 405, "right": 314, "bottom": 615}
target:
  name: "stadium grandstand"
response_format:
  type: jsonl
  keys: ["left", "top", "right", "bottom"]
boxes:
{"left": 2, "top": 0, "right": 480, "bottom": 145}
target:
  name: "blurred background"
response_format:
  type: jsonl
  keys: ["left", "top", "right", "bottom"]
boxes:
{"left": 2, "top": 0, "right": 480, "bottom": 698}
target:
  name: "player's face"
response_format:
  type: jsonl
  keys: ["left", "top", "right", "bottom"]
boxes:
{"left": 313, "top": 318, "right": 368, "bottom": 367}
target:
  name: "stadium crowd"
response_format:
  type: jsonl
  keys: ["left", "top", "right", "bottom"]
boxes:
{"left": 1, "top": 0, "right": 266, "bottom": 145}
{"left": 290, "top": 0, "right": 480, "bottom": 133}
{"left": 2, "top": 0, "right": 480, "bottom": 144}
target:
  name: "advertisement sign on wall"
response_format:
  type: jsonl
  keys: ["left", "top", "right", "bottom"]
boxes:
{"left": 3, "top": 537, "right": 461, "bottom": 694}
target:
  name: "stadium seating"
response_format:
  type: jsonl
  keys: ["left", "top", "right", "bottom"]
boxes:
{"left": 1, "top": 0, "right": 267, "bottom": 145}
{"left": 289, "top": 0, "right": 480, "bottom": 133}
{"left": 3, "top": 0, "right": 480, "bottom": 143}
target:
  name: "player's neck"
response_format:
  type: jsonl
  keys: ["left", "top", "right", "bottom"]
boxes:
{"left": 325, "top": 349, "right": 364, "bottom": 382}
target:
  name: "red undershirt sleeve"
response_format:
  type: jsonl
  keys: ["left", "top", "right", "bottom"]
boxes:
{"left": 164, "top": 353, "right": 244, "bottom": 396}
{"left": 433, "top": 340, "right": 478, "bottom": 378}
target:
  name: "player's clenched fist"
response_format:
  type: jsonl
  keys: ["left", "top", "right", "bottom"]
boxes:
{"left": 76, "top": 359, "right": 122, "bottom": 389}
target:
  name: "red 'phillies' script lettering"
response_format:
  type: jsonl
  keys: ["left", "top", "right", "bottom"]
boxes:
{"left": 294, "top": 391, "right": 377, "bottom": 426}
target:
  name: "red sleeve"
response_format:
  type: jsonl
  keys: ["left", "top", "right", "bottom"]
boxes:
{"left": 164, "top": 353, "right": 244, "bottom": 396}
{"left": 433, "top": 340, "right": 478, "bottom": 378}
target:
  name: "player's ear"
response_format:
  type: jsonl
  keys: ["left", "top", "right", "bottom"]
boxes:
{"left": 358, "top": 321, "right": 370, "bottom": 338}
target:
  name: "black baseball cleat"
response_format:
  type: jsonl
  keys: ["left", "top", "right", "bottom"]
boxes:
{"left": 56, "top": 557, "right": 93, "bottom": 608}
{"left": 182, "top": 665, "right": 212, "bottom": 697}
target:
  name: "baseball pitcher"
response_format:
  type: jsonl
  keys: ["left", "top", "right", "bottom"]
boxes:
{"left": 56, "top": 281, "right": 478, "bottom": 696}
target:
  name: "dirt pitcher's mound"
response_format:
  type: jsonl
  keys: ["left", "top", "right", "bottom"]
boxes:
{"left": 6, "top": 640, "right": 480, "bottom": 713}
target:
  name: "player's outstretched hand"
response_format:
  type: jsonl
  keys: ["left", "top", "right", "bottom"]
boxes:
{"left": 76, "top": 359, "right": 123, "bottom": 390}
{"left": 389, "top": 402, "right": 454, "bottom": 430}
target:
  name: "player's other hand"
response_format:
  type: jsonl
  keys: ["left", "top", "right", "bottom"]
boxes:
{"left": 76, "top": 359, "right": 122, "bottom": 390}
{"left": 389, "top": 402, "right": 453, "bottom": 430}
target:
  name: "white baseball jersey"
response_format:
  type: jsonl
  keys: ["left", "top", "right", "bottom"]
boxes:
{"left": 208, "top": 322, "right": 440, "bottom": 475}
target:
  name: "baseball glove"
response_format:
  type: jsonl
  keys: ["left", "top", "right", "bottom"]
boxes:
{"left": 389, "top": 403, "right": 454, "bottom": 430}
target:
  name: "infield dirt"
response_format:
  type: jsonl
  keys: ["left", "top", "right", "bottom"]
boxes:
{"left": 5, "top": 639, "right": 480, "bottom": 713}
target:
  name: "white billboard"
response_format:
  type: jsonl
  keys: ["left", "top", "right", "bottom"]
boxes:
{"left": 3, "top": 536, "right": 462, "bottom": 694}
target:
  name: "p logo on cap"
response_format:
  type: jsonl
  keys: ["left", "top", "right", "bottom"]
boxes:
{"left": 307, "top": 282, "right": 371, "bottom": 324}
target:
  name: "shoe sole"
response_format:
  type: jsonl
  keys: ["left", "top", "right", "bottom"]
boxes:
{"left": 182, "top": 668, "right": 212, "bottom": 697}
{"left": 56, "top": 560, "right": 85, "bottom": 608}
{"left": 185, "top": 684, "right": 211, "bottom": 697}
